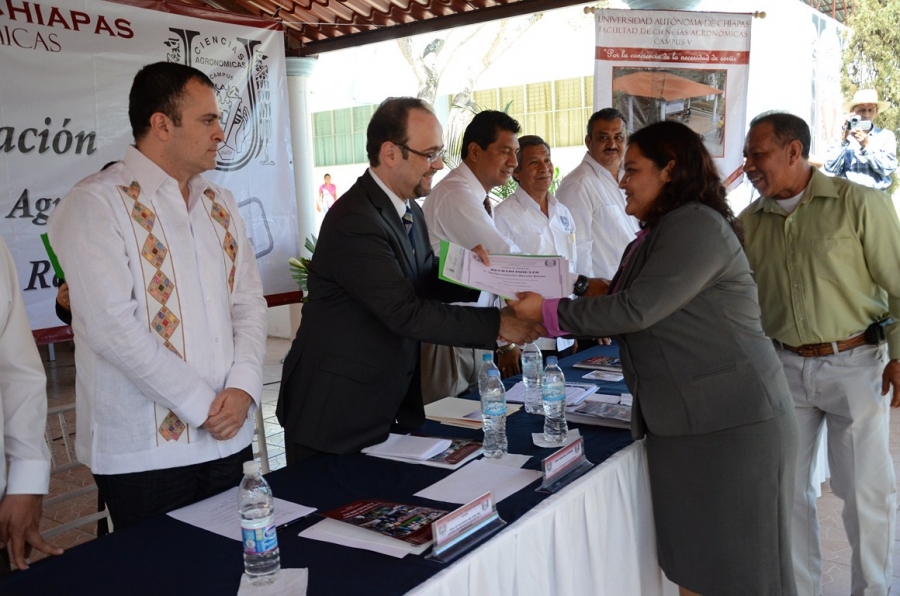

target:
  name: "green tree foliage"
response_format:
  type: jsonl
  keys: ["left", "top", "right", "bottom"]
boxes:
{"left": 841, "top": 0, "right": 900, "bottom": 136}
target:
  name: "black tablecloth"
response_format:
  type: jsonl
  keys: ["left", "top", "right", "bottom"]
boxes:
{"left": 0, "top": 345, "right": 632, "bottom": 596}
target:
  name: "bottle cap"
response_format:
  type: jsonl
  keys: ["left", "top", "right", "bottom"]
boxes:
{"left": 242, "top": 460, "right": 260, "bottom": 475}
{"left": 487, "top": 368, "right": 500, "bottom": 377}
{"left": 482, "top": 353, "right": 493, "bottom": 362}
{"left": 546, "top": 356, "right": 558, "bottom": 365}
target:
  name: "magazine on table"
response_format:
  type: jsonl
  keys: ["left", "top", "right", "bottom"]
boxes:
{"left": 565, "top": 394, "right": 632, "bottom": 429}
{"left": 572, "top": 355, "right": 623, "bottom": 372}
{"left": 320, "top": 500, "right": 447, "bottom": 548}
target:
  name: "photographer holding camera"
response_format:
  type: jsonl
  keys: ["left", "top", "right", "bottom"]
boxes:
{"left": 824, "top": 89, "right": 897, "bottom": 190}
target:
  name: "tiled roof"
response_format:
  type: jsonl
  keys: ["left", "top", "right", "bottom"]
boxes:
{"left": 177, "top": 0, "right": 591, "bottom": 56}
{"left": 171, "top": 0, "right": 853, "bottom": 57}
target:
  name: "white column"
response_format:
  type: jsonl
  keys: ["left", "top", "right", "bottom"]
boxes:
{"left": 285, "top": 56, "right": 318, "bottom": 333}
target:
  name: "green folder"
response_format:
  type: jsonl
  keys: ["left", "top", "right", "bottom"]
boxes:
{"left": 40, "top": 233, "right": 64, "bottom": 281}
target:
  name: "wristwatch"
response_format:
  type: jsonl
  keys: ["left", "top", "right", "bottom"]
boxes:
{"left": 573, "top": 275, "right": 590, "bottom": 297}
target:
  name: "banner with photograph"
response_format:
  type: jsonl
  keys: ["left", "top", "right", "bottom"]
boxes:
{"left": 0, "top": 0, "right": 300, "bottom": 332}
{"left": 593, "top": 9, "right": 752, "bottom": 187}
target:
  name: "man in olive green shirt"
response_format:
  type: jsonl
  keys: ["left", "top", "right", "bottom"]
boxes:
{"left": 740, "top": 111, "right": 900, "bottom": 596}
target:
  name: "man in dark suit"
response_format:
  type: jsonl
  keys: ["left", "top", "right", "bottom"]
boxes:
{"left": 277, "top": 97, "right": 542, "bottom": 462}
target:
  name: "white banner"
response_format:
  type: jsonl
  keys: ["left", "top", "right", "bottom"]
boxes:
{"left": 1, "top": 0, "right": 300, "bottom": 332}
{"left": 593, "top": 9, "right": 752, "bottom": 187}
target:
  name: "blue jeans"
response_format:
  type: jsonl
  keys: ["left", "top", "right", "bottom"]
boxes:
{"left": 93, "top": 444, "right": 252, "bottom": 529}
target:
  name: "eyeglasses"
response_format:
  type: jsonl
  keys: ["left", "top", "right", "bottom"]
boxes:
{"left": 397, "top": 144, "right": 447, "bottom": 164}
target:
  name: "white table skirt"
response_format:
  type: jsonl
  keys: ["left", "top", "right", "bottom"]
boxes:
{"left": 407, "top": 441, "right": 678, "bottom": 596}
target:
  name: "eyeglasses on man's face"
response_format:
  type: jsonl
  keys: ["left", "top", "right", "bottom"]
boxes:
{"left": 397, "top": 143, "right": 447, "bottom": 164}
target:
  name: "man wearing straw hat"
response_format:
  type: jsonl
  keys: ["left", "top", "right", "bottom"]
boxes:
{"left": 824, "top": 89, "right": 897, "bottom": 190}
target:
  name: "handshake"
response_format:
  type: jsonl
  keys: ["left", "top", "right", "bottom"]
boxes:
{"left": 498, "top": 306, "right": 546, "bottom": 345}
{"left": 497, "top": 278, "right": 609, "bottom": 345}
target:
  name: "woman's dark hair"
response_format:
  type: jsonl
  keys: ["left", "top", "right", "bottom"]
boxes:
{"left": 627, "top": 120, "right": 742, "bottom": 242}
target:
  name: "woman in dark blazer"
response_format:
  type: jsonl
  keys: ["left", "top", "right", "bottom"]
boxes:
{"left": 510, "top": 121, "right": 798, "bottom": 596}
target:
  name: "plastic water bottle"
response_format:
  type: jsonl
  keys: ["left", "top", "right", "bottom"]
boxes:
{"left": 521, "top": 342, "right": 544, "bottom": 414}
{"left": 480, "top": 368, "right": 508, "bottom": 458}
{"left": 477, "top": 352, "right": 499, "bottom": 395}
{"left": 238, "top": 460, "right": 280, "bottom": 583}
{"left": 542, "top": 356, "right": 568, "bottom": 444}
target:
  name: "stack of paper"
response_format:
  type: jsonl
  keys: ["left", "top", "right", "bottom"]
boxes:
{"left": 366, "top": 436, "right": 483, "bottom": 470}
{"left": 505, "top": 381, "right": 598, "bottom": 407}
{"left": 424, "top": 397, "right": 521, "bottom": 429}
{"left": 361, "top": 434, "right": 451, "bottom": 461}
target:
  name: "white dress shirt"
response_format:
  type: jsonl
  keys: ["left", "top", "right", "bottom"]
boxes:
{"left": 556, "top": 152, "right": 640, "bottom": 279}
{"left": 48, "top": 146, "right": 267, "bottom": 475}
{"left": 424, "top": 162, "right": 520, "bottom": 255}
{"left": 494, "top": 188, "right": 577, "bottom": 352}
{"left": 423, "top": 162, "right": 519, "bottom": 309}
{"left": 0, "top": 236, "right": 50, "bottom": 497}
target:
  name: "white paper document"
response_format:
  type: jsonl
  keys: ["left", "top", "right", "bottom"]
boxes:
{"left": 167, "top": 487, "right": 316, "bottom": 541}
{"left": 414, "top": 459, "right": 542, "bottom": 504}
{"left": 424, "top": 397, "right": 520, "bottom": 429}
{"left": 439, "top": 240, "right": 570, "bottom": 299}
{"left": 238, "top": 569, "right": 308, "bottom": 596}
{"left": 505, "top": 381, "right": 598, "bottom": 407}
{"left": 299, "top": 518, "right": 430, "bottom": 558}
{"left": 360, "top": 434, "right": 452, "bottom": 461}
{"left": 532, "top": 428, "right": 582, "bottom": 448}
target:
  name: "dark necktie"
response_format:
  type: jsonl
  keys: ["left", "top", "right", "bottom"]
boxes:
{"left": 403, "top": 205, "right": 415, "bottom": 253}
{"left": 483, "top": 195, "right": 493, "bottom": 217}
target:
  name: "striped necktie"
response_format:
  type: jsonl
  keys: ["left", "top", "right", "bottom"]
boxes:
{"left": 483, "top": 195, "right": 493, "bottom": 217}
{"left": 403, "top": 205, "right": 415, "bottom": 253}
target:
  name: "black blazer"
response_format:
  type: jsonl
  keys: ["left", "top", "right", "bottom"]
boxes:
{"left": 277, "top": 171, "right": 500, "bottom": 453}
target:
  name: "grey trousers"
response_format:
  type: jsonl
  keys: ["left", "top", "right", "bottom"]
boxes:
{"left": 420, "top": 344, "right": 490, "bottom": 405}
{"left": 779, "top": 344, "right": 896, "bottom": 596}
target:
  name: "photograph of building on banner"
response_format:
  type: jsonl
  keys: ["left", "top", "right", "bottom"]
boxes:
{"left": 612, "top": 67, "right": 726, "bottom": 157}
{"left": 593, "top": 9, "right": 751, "bottom": 188}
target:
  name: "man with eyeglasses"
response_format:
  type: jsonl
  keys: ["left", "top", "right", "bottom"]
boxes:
{"left": 277, "top": 98, "right": 544, "bottom": 461}
{"left": 556, "top": 108, "right": 639, "bottom": 281}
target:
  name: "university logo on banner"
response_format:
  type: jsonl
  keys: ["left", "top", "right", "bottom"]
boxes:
{"left": 164, "top": 29, "right": 275, "bottom": 172}
{"left": 0, "top": 0, "right": 299, "bottom": 331}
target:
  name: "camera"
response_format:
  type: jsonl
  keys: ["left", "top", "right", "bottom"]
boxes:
{"left": 845, "top": 116, "right": 874, "bottom": 132}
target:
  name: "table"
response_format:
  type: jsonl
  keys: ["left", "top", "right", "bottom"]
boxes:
{"left": 0, "top": 345, "right": 677, "bottom": 596}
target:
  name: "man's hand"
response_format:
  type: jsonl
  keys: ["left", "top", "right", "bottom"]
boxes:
{"left": 56, "top": 282, "right": 70, "bottom": 311}
{"left": 0, "top": 494, "right": 63, "bottom": 570}
{"left": 507, "top": 291, "right": 545, "bottom": 322}
{"left": 851, "top": 128, "right": 869, "bottom": 148}
{"left": 882, "top": 359, "right": 900, "bottom": 408}
{"left": 498, "top": 307, "right": 544, "bottom": 345}
{"left": 497, "top": 346, "right": 521, "bottom": 379}
{"left": 203, "top": 388, "right": 253, "bottom": 441}
{"left": 471, "top": 245, "right": 491, "bottom": 267}
{"left": 584, "top": 278, "right": 610, "bottom": 297}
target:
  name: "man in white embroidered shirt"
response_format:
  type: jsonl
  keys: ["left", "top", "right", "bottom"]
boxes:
{"left": 48, "top": 63, "right": 267, "bottom": 529}
{"left": 556, "top": 108, "right": 640, "bottom": 280}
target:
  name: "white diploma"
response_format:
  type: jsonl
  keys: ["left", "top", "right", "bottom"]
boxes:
{"left": 439, "top": 240, "right": 571, "bottom": 299}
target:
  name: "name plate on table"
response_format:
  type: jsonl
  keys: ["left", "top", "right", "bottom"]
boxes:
{"left": 537, "top": 437, "right": 594, "bottom": 493}
{"left": 427, "top": 492, "right": 507, "bottom": 564}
